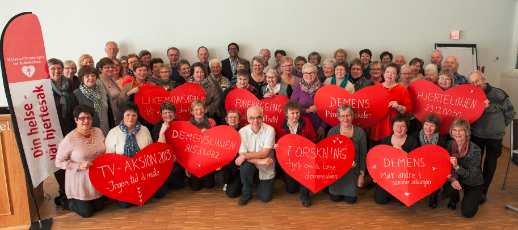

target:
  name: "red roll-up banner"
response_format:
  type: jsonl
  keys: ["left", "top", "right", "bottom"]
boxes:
{"left": 1, "top": 13, "right": 63, "bottom": 187}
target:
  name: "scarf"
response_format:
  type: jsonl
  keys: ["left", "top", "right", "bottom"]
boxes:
{"left": 299, "top": 79, "right": 321, "bottom": 94}
{"left": 451, "top": 139, "right": 469, "bottom": 159}
{"left": 51, "top": 76, "right": 73, "bottom": 116}
{"left": 190, "top": 116, "right": 211, "bottom": 129}
{"left": 119, "top": 122, "right": 141, "bottom": 157}
{"left": 79, "top": 83, "right": 102, "bottom": 116}
{"left": 418, "top": 130, "right": 439, "bottom": 145}
{"left": 330, "top": 75, "right": 350, "bottom": 88}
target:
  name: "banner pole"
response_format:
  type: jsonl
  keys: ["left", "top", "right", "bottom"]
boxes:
{"left": 0, "top": 12, "right": 50, "bottom": 230}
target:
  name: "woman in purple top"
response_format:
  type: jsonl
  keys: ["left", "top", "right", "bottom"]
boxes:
{"left": 290, "top": 63, "right": 326, "bottom": 139}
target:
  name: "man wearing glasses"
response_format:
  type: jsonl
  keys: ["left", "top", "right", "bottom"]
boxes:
{"left": 235, "top": 106, "right": 276, "bottom": 206}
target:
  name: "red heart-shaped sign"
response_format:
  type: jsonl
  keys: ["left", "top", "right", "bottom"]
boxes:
{"left": 225, "top": 88, "right": 288, "bottom": 131}
{"left": 367, "top": 144, "right": 451, "bottom": 207}
{"left": 314, "top": 85, "right": 390, "bottom": 128}
{"left": 89, "top": 143, "right": 174, "bottom": 206}
{"left": 165, "top": 121, "right": 240, "bottom": 177}
{"left": 276, "top": 134, "right": 356, "bottom": 193}
{"left": 134, "top": 83, "right": 206, "bottom": 124}
{"left": 408, "top": 80, "right": 486, "bottom": 134}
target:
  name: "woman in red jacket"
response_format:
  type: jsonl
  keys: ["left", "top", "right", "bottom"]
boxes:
{"left": 369, "top": 63, "right": 413, "bottom": 144}
{"left": 276, "top": 101, "right": 317, "bottom": 207}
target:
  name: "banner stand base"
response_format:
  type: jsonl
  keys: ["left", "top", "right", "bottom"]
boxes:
{"left": 29, "top": 218, "right": 53, "bottom": 230}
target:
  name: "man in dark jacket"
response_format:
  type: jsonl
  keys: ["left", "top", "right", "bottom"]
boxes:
{"left": 469, "top": 71, "right": 515, "bottom": 202}
{"left": 221, "top": 42, "right": 249, "bottom": 83}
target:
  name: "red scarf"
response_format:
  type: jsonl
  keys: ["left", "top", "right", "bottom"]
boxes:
{"left": 451, "top": 139, "right": 469, "bottom": 159}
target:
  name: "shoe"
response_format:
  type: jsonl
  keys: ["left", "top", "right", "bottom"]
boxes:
{"left": 54, "top": 194, "right": 65, "bottom": 206}
{"left": 428, "top": 198, "right": 438, "bottom": 209}
{"left": 479, "top": 193, "right": 487, "bottom": 205}
{"left": 447, "top": 200, "right": 457, "bottom": 210}
{"left": 428, "top": 200, "right": 438, "bottom": 209}
{"left": 238, "top": 196, "right": 252, "bottom": 206}
{"left": 301, "top": 199, "right": 312, "bottom": 208}
{"left": 343, "top": 196, "right": 357, "bottom": 204}
{"left": 222, "top": 184, "right": 228, "bottom": 192}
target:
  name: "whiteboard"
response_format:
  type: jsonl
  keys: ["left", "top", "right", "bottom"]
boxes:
{"left": 435, "top": 43, "right": 478, "bottom": 77}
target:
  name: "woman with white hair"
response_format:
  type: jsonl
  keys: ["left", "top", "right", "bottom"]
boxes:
{"left": 208, "top": 58, "right": 230, "bottom": 91}
{"left": 319, "top": 58, "right": 336, "bottom": 83}
{"left": 424, "top": 64, "right": 439, "bottom": 83}
{"left": 290, "top": 63, "right": 326, "bottom": 139}
{"left": 262, "top": 68, "right": 291, "bottom": 98}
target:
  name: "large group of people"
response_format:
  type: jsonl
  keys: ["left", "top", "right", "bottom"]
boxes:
{"left": 52, "top": 41, "right": 515, "bottom": 218}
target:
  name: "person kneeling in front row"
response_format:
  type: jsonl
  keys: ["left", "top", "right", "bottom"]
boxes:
{"left": 445, "top": 119, "right": 484, "bottom": 218}
{"left": 235, "top": 106, "right": 276, "bottom": 205}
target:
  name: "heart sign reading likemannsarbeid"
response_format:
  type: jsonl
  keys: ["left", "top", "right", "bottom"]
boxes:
{"left": 165, "top": 121, "right": 240, "bottom": 177}
{"left": 224, "top": 88, "right": 288, "bottom": 131}
{"left": 367, "top": 144, "right": 451, "bottom": 207}
{"left": 314, "top": 84, "right": 390, "bottom": 128}
{"left": 89, "top": 143, "right": 174, "bottom": 206}
{"left": 134, "top": 83, "right": 206, "bottom": 124}
{"left": 276, "top": 134, "right": 356, "bottom": 193}
{"left": 408, "top": 80, "right": 486, "bottom": 134}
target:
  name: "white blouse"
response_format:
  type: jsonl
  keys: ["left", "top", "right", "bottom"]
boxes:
{"left": 105, "top": 125, "right": 153, "bottom": 155}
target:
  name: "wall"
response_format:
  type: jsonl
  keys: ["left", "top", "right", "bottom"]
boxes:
{"left": 0, "top": 0, "right": 517, "bottom": 107}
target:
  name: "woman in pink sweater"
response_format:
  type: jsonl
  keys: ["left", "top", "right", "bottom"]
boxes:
{"left": 55, "top": 105, "right": 106, "bottom": 218}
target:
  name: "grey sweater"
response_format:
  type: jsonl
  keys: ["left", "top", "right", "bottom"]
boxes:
{"left": 471, "top": 84, "right": 515, "bottom": 139}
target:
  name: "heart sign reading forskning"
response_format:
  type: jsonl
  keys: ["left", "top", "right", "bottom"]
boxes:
{"left": 165, "top": 121, "right": 240, "bottom": 177}
{"left": 367, "top": 144, "right": 451, "bottom": 207}
{"left": 89, "top": 143, "right": 174, "bottom": 206}
{"left": 314, "top": 85, "right": 390, "bottom": 128}
{"left": 276, "top": 134, "right": 356, "bottom": 193}
{"left": 224, "top": 88, "right": 288, "bottom": 131}
{"left": 135, "top": 83, "right": 206, "bottom": 124}
{"left": 408, "top": 80, "right": 486, "bottom": 134}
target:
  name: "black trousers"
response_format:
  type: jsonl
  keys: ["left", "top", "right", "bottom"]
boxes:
{"left": 471, "top": 136, "right": 503, "bottom": 194}
{"left": 54, "top": 169, "right": 66, "bottom": 196}
{"left": 169, "top": 162, "right": 187, "bottom": 189}
{"left": 283, "top": 174, "right": 310, "bottom": 201}
{"left": 223, "top": 162, "right": 242, "bottom": 198}
{"left": 240, "top": 162, "right": 273, "bottom": 202}
{"left": 189, "top": 172, "right": 215, "bottom": 191}
{"left": 374, "top": 185, "right": 395, "bottom": 204}
{"left": 68, "top": 198, "right": 104, "bottom": 218}
{"left": 444, "top": 182, "right": 483, "bottom": 218}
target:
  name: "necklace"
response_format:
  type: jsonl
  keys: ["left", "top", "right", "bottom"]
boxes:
{"left": 76, "top": 128, "right": 94, "bottom": 144}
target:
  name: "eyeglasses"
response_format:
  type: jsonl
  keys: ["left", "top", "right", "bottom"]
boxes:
{"left": 248, "top": 115, "right": 263, "bottom": 120}
{"left": 77, "top": 116, "right": 92, "bottom": 121}
{"left": 303, "top": 72, "right": 316, "bottom": 75}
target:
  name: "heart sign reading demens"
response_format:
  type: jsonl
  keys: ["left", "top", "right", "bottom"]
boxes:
{"left": 225, "top": 88, "right": 288, "bottom": 131}
{"left": 276, "top": 134, "right": 355, "bottom": 193}
{"left": 408, "top": 80, "right": 486, "bottom": 134}
{"left": 165, "top": 121, "right": 240, "bottom": 177}
{"left": 89, "top": 143, "right": 174, "bottom": 206}
{"left": 314, "top": 84, "right": 390, "bottom": 128}
{"left": 367, "top": 144, "right": 451, "bottom": 207}
{"left": 134, "top": 83, "right": 206, "bottom": 124}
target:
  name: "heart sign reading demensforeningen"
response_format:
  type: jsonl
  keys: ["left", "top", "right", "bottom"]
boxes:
{"left": 89, "top": 143, "right": 174, "bottom": 206}
{"left": 134, "top": 83, "right": 206, "bottom": 124}
{"left": 165, "top": 121, "right": 240, "bottom": 177}
{"left": 224, "top": 88, "right": 288, "bottom": 131}
{"left": 276, "top": 134, "right": 356, "bottom": 193}
{"left": 408, "top": 80, "right": 486, "bottom": 134}
{"left": 367, "top": 144, "right": 451, "bottom": 207}
{"left": 314, "top": 85, "right": 390, "bottom": 128}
